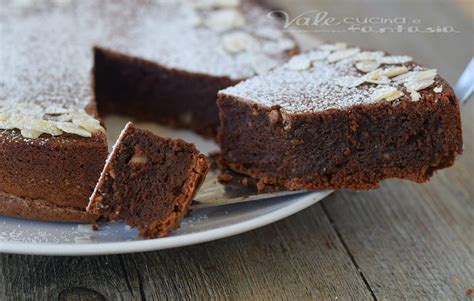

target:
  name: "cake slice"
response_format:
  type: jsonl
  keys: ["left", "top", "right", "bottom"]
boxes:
{"left": 87, "top": 122, "right": 210, "bottom": 238}
{"left": 217, "top": 43, "right": 463, "bottom": 190}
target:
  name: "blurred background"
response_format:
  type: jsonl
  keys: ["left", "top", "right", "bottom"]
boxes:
{"left": 265, "top": 0, "right": 473, "bottom": 87}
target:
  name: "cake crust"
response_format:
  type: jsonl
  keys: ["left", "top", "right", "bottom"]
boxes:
{"left": 0, "top": 191, "right": 99, "bottom": 223}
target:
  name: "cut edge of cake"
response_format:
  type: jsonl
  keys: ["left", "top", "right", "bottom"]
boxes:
{"left": 87, "top": 122, "right": 210, "bottom": 238}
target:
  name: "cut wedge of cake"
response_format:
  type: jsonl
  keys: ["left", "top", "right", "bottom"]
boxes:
{"left": 217, "top": 43, "right": 463, "bottom": 190}
{"left": 87, "top": 123, "right": 210, "bottom": 239}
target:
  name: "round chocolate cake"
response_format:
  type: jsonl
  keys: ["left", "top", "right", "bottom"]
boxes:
{"left": 0, "top": 0, "right": 296, "bottom": 223}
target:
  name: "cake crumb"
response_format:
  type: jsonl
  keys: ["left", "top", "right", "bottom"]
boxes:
{"left": 256, "top": 179, "right": 266, "bottom": 192}
{"left": 218, "top": 173, "right": 233, "bottom": 183}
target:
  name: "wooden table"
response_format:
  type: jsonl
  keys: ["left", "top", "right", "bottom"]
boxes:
{"left": 1, "top": 0, "right": 472, "bottom": 300}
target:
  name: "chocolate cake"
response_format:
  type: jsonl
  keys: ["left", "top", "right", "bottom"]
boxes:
{"left": 87, "top": 122, "right": 210, "bottom": 239}
{"left": 0, "top": 0, "right": 294, "bottom": 222}
{"left": 93, "top": 0, "right": 297, "bottom": 136}
{"left": 0, "top": 3, "right": 108, "bottom": 222}
{"left": 217, "top": 43, "right": 463, "bottom": 190}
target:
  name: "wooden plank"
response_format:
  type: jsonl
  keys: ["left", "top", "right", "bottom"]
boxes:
{"left": 323, "top": 177, "right": 474, "bottom": 299}
{"left": 0, "top": 204, "right": 373, "bottom": 300}
{"left": 0, "top": 254, "right": 137, "bottom": 300}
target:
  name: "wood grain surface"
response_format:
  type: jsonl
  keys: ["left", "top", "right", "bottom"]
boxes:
{"left": 1, "top": 0, "right": 473, "bottom": 300}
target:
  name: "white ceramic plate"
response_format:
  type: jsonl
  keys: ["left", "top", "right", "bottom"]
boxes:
{"left": 0, "top": 117, "right": 332, "bottom": 256}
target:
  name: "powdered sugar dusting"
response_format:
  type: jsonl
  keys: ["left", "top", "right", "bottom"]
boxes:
{"left": 0, "top": 5, "right": 94, "bottom": 112}
{"left": 103, "top": 0, "right": 294, "bottom": 80}
{"left": 1, "top": 0, "right": 293, "bottom": 129}
{"left": 221, "top": 45, "right": 442, "bottom": 113}
{"left": 221, "top": 57, "right": 379, "bottom": 113}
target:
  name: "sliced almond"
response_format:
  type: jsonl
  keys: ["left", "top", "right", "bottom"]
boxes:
{"left": 366, "top": 69, "right": 384, "bottom": 80}
{"left": 371, "top": 86, "right": 404, "bottom": 101}
{"left": 0, "top": 120, "right": 14, "bottom": 130}
{"left": 410, "top": 90, "right": 421, "bottom": 102}
{"left": 413, "top": 69, "right": 437, "bottom": 81}
{"left": 8, "top": 116, "right": 62, "bottom": 136}
{"left": 404, "top": 79, "right": 435, "bottom": 92}
{"left": 20, "top": 129, "right": 42, "bottom": 139}
{"left": 381, "top": 66, "right": 409, "bottom": 78}
{"left": 262, "top": 39, "right": 296, "bottom": 55}
{"left": 319, "top": 42, "right": 347, "bottom": 52}
{"left": 365, "top": 76, "right": 391, "bottom": 85}
{"left": 34, "top": 119, "right": 63, "bottom": 136}
{"left": 327, "top": 48, "right": 360, "bottom": 63}
{"left": 352, "top": 51, "right": 385, "bottom": 61}
{"left": 287, "top": 55, "right": 311, "bottom": 71}
{"left": 204, "top": 9, "right": 245, "bottom": 31}
{"left": 433, "top": 86, "right": 443, "bottom": 93}
{"left": 307, "top": 50, "right": 330, "bottom": 62}
{"left": 44, "top": 107, "right": 73, "bottom": 115}
{"left": 71, "top": 113, "right": 103, "bottom": 133}
{"left": 392, "top": 71, "right": 418, "bottom": 83}
{"left": 377, "top": 55, "right": 413, "bottom": 64}
{"left": 355, "top": 61, "right": 381, "bottom": 73}
{"left": 55, "top": 121, "right": 92, "bottom": 137}
{"left": 222, "top": 32, "right": 260, "bottom": 53}
{"left": 334, "top": 76, "right": 365, "bottom": 88}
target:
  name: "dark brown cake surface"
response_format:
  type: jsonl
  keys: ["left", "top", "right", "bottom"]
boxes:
{"left": 218, "top": 43, "right": 463, "bottom": 190}
{"left": 87, "top": 122, "right": 210, "bottom": 239}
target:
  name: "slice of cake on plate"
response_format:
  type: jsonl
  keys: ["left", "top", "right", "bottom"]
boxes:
{"left": 217, "top": 43, "right": 463, "bottom": 190}
{"left": 87, "top": 122, "right": 210, "bottom": 239}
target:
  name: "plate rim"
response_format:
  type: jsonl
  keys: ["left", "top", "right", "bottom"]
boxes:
{"left": 0, "top": 191, "right": 332, "bottom": 256}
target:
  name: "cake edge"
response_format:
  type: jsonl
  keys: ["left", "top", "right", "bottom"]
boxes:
{"left": 0, "top": 190, "right": 99, "bottom": 223}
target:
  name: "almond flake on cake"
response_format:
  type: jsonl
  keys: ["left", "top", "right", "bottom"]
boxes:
{"left": 355, "top": 61, "right": 381, "bottom": 73}
{"left": 287, "top": 55, "right": 311, "bottom": 71}
{"left": 371, "top": 86, "right": 404, "bottom": 101}
{"left": 204, "top": 9, "right": 245, "bottom": 31}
